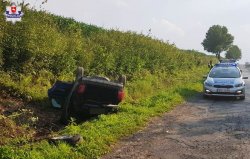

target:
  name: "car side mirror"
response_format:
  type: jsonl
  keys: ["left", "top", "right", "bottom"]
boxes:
{"left": 203, "top": 75, "right": 207, "bottom": 79}
{"left": 243, "top": 77, "right": 248, "bottom": 79}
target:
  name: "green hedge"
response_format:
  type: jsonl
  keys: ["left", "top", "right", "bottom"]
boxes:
{"left": 0, "top": 2, "right": 215, "bottom": 78}
{"left": 0, "top": 2, "right": 219, "bottom": 158}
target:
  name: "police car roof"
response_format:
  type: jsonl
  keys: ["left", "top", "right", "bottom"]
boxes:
{"left": 219, "top": 59, "right": 237, "bottom": 63}
{"left": 214, "top": 63, "right": 237, "bottom": 67}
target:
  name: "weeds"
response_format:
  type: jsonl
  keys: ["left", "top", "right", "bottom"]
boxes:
{"left": 0, "top": 67, "right": 208, "bottom": 159}
{"left": 0, "top": 2, "right": 217, "bottom": 158}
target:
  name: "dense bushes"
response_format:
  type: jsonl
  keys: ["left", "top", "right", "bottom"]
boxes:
{"left": 0, "top": 2, "right": 220, "bottom": 158}
{"left": 0, "top": 1, "right": 216, "bottom": 100}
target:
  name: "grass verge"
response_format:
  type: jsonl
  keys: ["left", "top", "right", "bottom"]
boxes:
{"left": 0, "top": 67, "right": 207, "bottom": 159}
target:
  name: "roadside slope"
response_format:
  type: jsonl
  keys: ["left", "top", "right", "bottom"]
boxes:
{"left": 0, "top": 2, "right": 217, "bottom": 158}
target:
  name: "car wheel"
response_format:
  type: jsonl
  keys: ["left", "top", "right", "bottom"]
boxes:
{"left": 203, "top": 94, "right": 210, "bottom": 99}
{"left": 118, "top": 75, "right": 126, "bottom": 87}
{"left": 240, "top": 95, "right": 245, "bottom": 100}
{"left": 75, "top": 67, "right": 84, "bottom": 81}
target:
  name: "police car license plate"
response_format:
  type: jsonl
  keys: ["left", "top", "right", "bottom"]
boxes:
{"left": 217, "top": 88, "right": 230, "bottom": 93}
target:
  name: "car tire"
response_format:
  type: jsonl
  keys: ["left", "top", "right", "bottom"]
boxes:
{"left": 75, "top": 67, "right": 84, "bottom": 81}
{"left": 118, "top": 75, "right": 126, "bottom": 87}
{"left": 240, "top": 95, "right": 245, "bottom": 100}
{"left": 203, "top": 94, "right": 209, "bottom": 99}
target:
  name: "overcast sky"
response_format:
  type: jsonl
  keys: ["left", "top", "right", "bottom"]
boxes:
{"left": 16, "top": 0, "right": 250, "bottom": 63}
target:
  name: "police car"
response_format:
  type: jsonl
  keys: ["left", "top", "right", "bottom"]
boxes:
{"left": 203, "top": 63, "right": 248, "bottom": 99}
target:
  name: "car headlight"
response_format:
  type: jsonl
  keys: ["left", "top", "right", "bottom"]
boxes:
{"left": 235, "top": 83, "right": 243, "bottom": 87}
{"left": 205, "top": 82, "right": 213, "bottom": 87}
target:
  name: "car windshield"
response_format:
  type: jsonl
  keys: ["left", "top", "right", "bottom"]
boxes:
{"left": 209, "top": 67, "right": 241, "bottom": 78}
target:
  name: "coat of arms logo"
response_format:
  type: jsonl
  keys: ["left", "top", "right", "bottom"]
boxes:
{"left": 4, "top": 2, "right": 24, "bottom": 24}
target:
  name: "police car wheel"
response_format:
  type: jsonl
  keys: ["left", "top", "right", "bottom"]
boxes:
{"left": 203, "top": 94, "right": 209, "bottom": 99}
{"left": 240, "top": 95, "right": 245, "bottom": 100}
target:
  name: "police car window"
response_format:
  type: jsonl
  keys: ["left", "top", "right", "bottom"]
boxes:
{"left": 209, "top": 67, "right": 240, "bottom": 78}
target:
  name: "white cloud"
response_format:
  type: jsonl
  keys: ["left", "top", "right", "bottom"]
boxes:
{"left": 160, "top": 19, "right": 185, "bottom": 37}
{"left": 151, "top": 18, "right": 185, "bottom": 38}
{"left": 240, "top": 24, "right": 250, "bottom": 34}
{"left": 195, "top": 22, "right": 206, "bottom": 29}
{"left": 111, "top": 0, "right": 128, "bottom": 7}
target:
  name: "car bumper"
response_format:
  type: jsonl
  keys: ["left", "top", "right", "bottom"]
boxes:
{"left": 76, "top": 103, "right": 119, "bottom": 114}
{"left": 203, "top": 86, "right": 245, "bottom": 97}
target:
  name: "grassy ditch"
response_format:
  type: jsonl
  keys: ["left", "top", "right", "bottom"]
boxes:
{"left": 0, "top": 67, "right": 208, "bottom": 159}
{"left": 0, "top": 3, "right": 216, "bottom": 158}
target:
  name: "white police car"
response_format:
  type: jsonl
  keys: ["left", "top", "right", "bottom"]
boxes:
{"left": 203, "top": 63, "right": 248, "bottom": 99}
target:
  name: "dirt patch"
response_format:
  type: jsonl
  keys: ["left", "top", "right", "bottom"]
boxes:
{"left": 0, "top": 117, "right": 29, "bottom": 145}
{"left": 0, "top": 95, "right": 64, "bottom": 145}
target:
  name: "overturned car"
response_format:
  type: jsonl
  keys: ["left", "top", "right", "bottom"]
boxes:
{"left": 48, "top": 67, "right": 126, "bottom": 123}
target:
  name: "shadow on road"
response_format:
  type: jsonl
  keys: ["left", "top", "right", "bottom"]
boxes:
{"left": 176, "top": 88, "right": 201, "bottom": 100}
{"left": 172, "top": 93, "right": 250, "bottom": 141}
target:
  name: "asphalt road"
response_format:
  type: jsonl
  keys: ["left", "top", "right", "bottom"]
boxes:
{"left": 103, "top": 66, "right": 250, "bottom": 159}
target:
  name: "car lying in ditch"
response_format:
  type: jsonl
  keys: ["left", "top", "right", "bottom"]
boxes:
{"left": 48, "top": 67, "right": 126, "bottom": 123}
{"left": 203, "top": 63, "right": 248, "bottom": 99}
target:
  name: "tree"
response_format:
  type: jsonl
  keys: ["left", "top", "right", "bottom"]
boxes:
{"left": 202, "top": 25, "right": 234, "bottom": 60}
{"left": 225, "top": 45, "right": 242, "bottom": 60}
